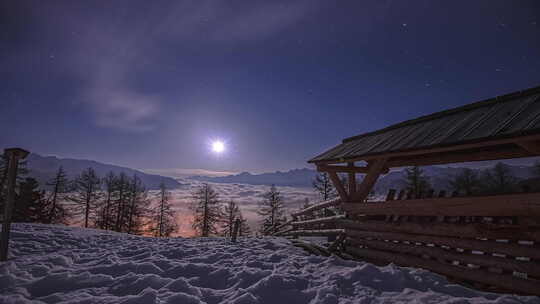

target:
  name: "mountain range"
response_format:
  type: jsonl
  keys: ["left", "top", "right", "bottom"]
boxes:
{"left": 191, "top": 163, "right": 537, "bottom": 194}
{"left": 23, "top": 153, "right": 182, "bottom": 190}
{"left": 17, "top": 152, "right": 539, "bottom": 194}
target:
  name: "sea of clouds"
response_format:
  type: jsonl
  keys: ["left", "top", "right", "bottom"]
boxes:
{"left": 158, "top": 179, "right": 319, "bottom": 237}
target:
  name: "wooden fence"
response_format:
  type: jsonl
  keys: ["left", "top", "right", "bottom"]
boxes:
{"left": 277, "top": 189, "right": 540, "bottom": 296}
{"left": 272, "top": 198, "right": 345, "bottom": 240}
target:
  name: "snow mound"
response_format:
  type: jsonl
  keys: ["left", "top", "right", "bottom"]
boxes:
{"left": 0, "top": 223, "right": 538, "bottom": 303}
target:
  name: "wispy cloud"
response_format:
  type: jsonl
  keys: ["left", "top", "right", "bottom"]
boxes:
{"left": 142, "top": 168, "right": 237, "bottom": 178}
{"left": 50, "top": 1, "right": 318, "bottom": 132}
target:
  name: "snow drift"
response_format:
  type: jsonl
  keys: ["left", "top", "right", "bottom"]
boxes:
{"left": 0, "top": 223, "right": 538, "bottom": 303}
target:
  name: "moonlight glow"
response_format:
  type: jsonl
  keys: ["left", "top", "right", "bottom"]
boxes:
{"left": 211, "top": 140, "right": 225, "bottom": 153}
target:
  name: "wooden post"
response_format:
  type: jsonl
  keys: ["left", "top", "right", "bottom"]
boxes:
{"left": 351, "top": 158, "right": 387, "bottom": 202}
{"left": 231, "top": 218, "right": 241, "bottom": 242}
{"left": 328, "top": 171, "right": 349, "bottom": 202}
{"left": 1, "top": 148, "right": 29, "bottom": 261}
{"left": 347, "top": 162, "right": 356, "bottom": 196}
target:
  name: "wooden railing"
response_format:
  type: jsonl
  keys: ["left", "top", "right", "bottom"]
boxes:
{"left": 341, "top": 189, "right": 540, "bottom": 296}
{"left": 273, "top": 198, "right": 345, "bottom": 238}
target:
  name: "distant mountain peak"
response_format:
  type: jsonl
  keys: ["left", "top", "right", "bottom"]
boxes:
{"left": 24, "top": 153, "right": 182, "bottom": 190}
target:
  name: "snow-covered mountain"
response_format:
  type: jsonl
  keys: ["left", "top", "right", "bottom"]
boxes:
{"left": 24, "top": 153, "right": 182, "bottom": 190}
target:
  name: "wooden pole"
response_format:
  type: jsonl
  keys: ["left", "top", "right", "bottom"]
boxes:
{"left": 231, "top": 218, "right": 241, "bottom": 242}
{"left": 347, "top": 162, "right": 356, "bottom": 196}
{"left": 328, "top": 172, "right": 349, "bottom": 202}
{"left": 351, "top": 158, "right": 387, "bottom": 202}
{"left": 1, "top": 148, "right": 29, "bottom": 261}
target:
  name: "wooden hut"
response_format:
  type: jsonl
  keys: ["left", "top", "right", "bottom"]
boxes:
{"left": 292, "top": 85, "right": 540, "bottom": 295}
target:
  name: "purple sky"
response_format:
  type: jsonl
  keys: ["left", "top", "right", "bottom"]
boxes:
{"left": 1, "top": 1, "right": 540, "bottom": 173}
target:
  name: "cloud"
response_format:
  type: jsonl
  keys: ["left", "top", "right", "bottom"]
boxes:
{"left": 142, "top": 168, "right": 237, "bottom": 178}
{"left": 65, "top": 1, "right": 317, "bottom": 131}
{"left": 84, "top": 86, "right": 160, "bottom": 132}
{"left": 151, "top": 178, "right": 319, "bottom": 236}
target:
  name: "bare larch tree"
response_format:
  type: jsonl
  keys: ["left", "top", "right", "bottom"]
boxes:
{"left": 258, "top": 184, "right": 286, "bottom": 235}
{"left": 192, "top": 183, "right": 222, "bottom": 237}
{"left": 70, "top": 167, "right": 101, "bottom": 228}
{"left": 150, "top": 182, "right": 178, "bottom": 237}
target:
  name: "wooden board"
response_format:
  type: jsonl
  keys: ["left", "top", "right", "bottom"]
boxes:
{"left": 339, "top": 219, "right": 540, "bottom": 242}
{"left": 343, "top": 192, "right": 540, "bottom": 216}
{"left": 346, "top": 229, "right": 540, "bottom": 259}
{"left": 346, "top": 246, "right": 540, "bottom": 296}
{"left": 292, "top": 215, "right": 345, "bottom": 227}
{"left": 291, "top": 198, "right": 341, "bottom": 217}
{"left": 285, "top": 229, "right": 344, "bottom": 237}
{"left": 347, "top": 237, "right": 540, "bottom": 277}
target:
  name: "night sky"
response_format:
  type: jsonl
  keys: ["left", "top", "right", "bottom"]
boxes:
{"left": 2, "top": 1, "right": 540, "bottom": 174}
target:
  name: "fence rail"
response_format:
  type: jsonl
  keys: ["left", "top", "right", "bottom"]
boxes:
{"left": 339, "top": 188, "right": 540, "bottom": 296}
{"left": 281, "top": 188, "right": 540, "bottom": 295}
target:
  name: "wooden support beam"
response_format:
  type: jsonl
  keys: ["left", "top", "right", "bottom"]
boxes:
{"left": 317, "top": 164, "right": 369, "bottom": 173}
{"left": 347, "top": 162, "right": 356, "bottom": 196}
{"left": 343, "top": 192, "right": 540, "bottom": 216}
{"left": 328, "top": 171, "right": 349, "bottom": 202}
{"left": 386, "top": 145, "right": 530, "bottom": 168}
{"left": 351, "top": 158, "right": 387, "bottom": 202}
{"left": 317, "top": 164, "right": 389, "bottom": 174}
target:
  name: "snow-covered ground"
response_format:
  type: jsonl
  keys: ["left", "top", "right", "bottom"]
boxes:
{"left": 1, "top": 224, "right": 538, "bottom": 304}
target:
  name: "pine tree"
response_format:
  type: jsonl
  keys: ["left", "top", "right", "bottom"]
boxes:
{"left": 404, "top": 166, "right": 431, "bottom": 198}
{"left": 70, "top": 167, "right": 101, "bottom": 228}
{"left": 482, "top": 162, "right": 518, "bottom": 194}
{"left": 449, "top": 168, "right": 481, "bottom": 196}
{"left": 221, "top": 200, "right": 240, "bottom": 237}
{"left": 150, "top": 182, "right": 178, "bottom": 237}
{"left": 312, "top": 172, "right": 337, "bottom": 201}
{"left": 13, "top": 177, "right": 49, "bottom": 223}
{"left": 258, "top": 184, "right": 286, "bottom": 235}
{"left": 46, "top": 166, "right": 70, "bottom": 224}
{"left": 191, "top": 183, "right": 222, "bottom": 237}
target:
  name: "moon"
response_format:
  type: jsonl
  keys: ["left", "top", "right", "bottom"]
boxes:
{"left": 211, "top": 140, "right": 225, "bottom": 153}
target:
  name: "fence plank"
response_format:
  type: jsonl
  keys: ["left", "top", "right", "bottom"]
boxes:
{"left": 291, "top": 198, "right": 341, "bottom": 217}
{"left": 285, "top": 229, "right": 344, "bottom": 237}
{"left": 347, "top": 237, "right": 540, "bottom": 277}
{"left": 346, "top": 229, "right": 540, "bottom": 259}
{"left": 345, "top": 246, "right": 540, "bottom": 296}
{"left": 343, "top": 193, "right": 540, "bottom": 216}
{"left": 339, "top": 219, "right": 540, "bottom": 241}
{"left": 292, "top": 215, "right": 345, "bottom": 227}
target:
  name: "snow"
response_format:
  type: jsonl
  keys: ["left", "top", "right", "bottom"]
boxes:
{"left": 1, "top": 224, "right": 538, "bottom": 304}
